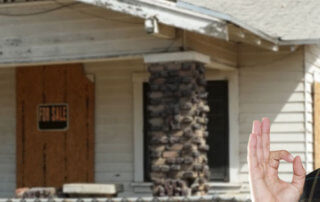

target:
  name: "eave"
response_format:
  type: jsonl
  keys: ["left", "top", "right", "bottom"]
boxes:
{"left": 76, "top": 0, "right": 229, "bottom": 40}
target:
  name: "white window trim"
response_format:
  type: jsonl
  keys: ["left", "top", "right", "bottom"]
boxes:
{"left": 132, "top": 69, "right": 239, "bottom": 183}
{"left": 132, "top": 72, "right": 150, "bottom": 182}
{"left": 206, "top": 70, "right": 239, "bottom": 183}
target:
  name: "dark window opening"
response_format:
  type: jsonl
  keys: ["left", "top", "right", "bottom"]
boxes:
{"left": 206, "top": 80, "right": 229, "bottom": 182}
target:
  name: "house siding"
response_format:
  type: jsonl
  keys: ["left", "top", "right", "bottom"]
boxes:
{"left": 84, "top": 60, "right": 147, "bottom": 195}
{"left": 0, "top": 5, "right": 314, "bottom": 196}
{"left": 0, "top": 4, "right": 239, "bottom": 195}
{"left": 0, "top": 60, "right": 148, "bottom": 197}
{"left": 305, "top": 44, "right": 320, "bottom": 170}
{"left": 0, "top": 68, "right": 16, "bottom": 197}
{"left": 0, "top": 46, "right": 312, "bottom": 198}
{"left": 238, "top": 45, "right": 309, "bottom": 192}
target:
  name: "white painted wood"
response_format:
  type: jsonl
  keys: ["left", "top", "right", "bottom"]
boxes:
{"left": 77, "top": 0, "right": 228, "bottom": 40}
{"left": 143, "top": 51, "right": 211, "bottom": 64}
{"left": 303, "top": 45, "right": 320, "bottom": 172}
{"left": 239, "top": 103, "right": 305, "bottom": 113}
{"left": 184, "top": 31, "right": 237, "bottom": 67}
{"left": 63, "top": 183, "right": 122, "bottom": 194}
{"left": 238, "top": 44, "right": 309, "bottom": 184}
{"left": 0, "top": 68, "right": 15, "bottom": 197}
{"left": 206, "top": 61, "right": 236, "bottom": 71}
{"left": 0, "top": 3, "right": 181, "bottom": 66}
{"left": 143, "top": 51, "right": 236, "bottom": 71}
{"left": 84, "top": 59, "right": 146, "bottom": 195}
{"left": 240, "top": 113, "right": 305, "bottom": 123}
{"left": 132, "top": 72, "right": 149, "bottom": 182}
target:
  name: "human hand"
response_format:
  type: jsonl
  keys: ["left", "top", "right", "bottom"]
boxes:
{"left": 247, "top": 118, "right": 306, "bottom": 202}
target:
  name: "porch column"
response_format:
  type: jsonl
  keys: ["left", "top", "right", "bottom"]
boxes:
{"left": 146, "top": 59, "right": 210, "bottom": 196}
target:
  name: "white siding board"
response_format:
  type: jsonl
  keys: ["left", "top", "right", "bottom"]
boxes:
{"left": 238, "top": 44, "right": 306, "bottom": 186}
{"left": 0, "top": 68, "right": 15, "bottom": 197}
{"left": 96, "top": 153, "right": 132, "bottom": 163}
{"left": 239, "top": 72, "right": 304, "bottom": 82}
{"left": 240, "top": 113, "right": 305, "bottom": 123}
{"left": 95, "top": 173, "right": 133, "bottom": 182}
{"left": 239, "top": 103, "right": 305, "bottom": 113}
{"left": 95, "top": 163, "right": 133, "bottom": 172}
{"left": 240, "top": 92, "right": 304, "bottom": 103}
{"left": 84, "top": 59, "right": 145, "bottom": 195}
{"left": 240, "top": 122, "right": 305, "bottom": 134}
{"left": 304, "top": 45, "right": 320, "bottom": 173}
{"left": 240, "top": 133, "right": 305, "bottom": 143}
{"left": 239, "top": 81, "right": 305, "bottom": 93}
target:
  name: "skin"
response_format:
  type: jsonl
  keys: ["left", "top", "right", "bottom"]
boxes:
{"left": 247, "top": 118, "right": 306, "bottom": 202}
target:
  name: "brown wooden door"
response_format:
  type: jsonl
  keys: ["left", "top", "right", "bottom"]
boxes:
{"left": 16, "top": 64, "right": 94, "bottom": 188}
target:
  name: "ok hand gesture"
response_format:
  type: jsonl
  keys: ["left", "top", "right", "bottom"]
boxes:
{"left": 247, "top": 118, "right": 306, "bottom": 202}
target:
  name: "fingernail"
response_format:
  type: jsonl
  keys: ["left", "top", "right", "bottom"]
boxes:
{"left": 289, "top": 154, "right": 294, "bottom": 161}
{"left": 252, "top": 120, "right": 261, "bottom": 134}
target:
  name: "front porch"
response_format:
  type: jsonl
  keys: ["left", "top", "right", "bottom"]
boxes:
{"left": 0, "top": 0, "right": 312, "bottom": 200}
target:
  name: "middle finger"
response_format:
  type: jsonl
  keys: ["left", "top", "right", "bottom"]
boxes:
{"left": 253, "top": 120, "right": 263, "bottom": 163}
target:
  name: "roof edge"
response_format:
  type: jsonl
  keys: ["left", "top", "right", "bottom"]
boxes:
{"left": 76, "top": 0, "right": 320, "bottom": 46}
{"left": 177, "top": 1, "right": 320, "bottom": 46}
{"left": 76, "top": 0, "right": 229, "bottom": 40}
{"left": 177, "top": 1, "right": 281, "bottom": 44}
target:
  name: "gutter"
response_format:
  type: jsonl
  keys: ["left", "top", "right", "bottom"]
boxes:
{"left": 2, "top": 0, "right": 318, "bottom": 46}
{"left": 177, "top": 1, "right": 280, "bottom": 45}
{"left": 177, "top": 1, "right": 320, "bottom": 46}
{"left": 77, "top": 0, "right": 320, "bottom": 46}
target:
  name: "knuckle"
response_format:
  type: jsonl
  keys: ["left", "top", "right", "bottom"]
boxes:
{"left": 280, "top": 150, "right": 289, "bottom": 155}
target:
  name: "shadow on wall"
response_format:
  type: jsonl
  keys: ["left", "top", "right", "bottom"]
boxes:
{"left": 238, "top": 44, "right": 306, "bottom": 183}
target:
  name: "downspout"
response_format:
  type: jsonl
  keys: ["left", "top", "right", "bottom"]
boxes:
{"left": 303, "top": 47, "right": 309, "bottom": 171}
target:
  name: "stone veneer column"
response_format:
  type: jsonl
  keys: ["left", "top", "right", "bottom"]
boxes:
{"left": 147, "top": 61, "right": 210, "bottom": 196}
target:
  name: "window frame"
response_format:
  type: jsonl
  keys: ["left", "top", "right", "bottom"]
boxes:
{"left": 206, "top": 80, "right": 230, "bottom": 182}
{"left": 132, "top": 69, "right": 239, "bottom": 183}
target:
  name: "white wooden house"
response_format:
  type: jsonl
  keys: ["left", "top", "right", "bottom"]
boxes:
{"left": 0, "top": 0, "right": 319, "bottom": 200}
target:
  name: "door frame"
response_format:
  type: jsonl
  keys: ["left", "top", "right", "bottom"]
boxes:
{"left": 132, "top": 69, "right": 239, "bottom": 183}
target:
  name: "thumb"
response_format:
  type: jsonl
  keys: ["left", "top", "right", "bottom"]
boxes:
{"left": 291, "top": 156, "right": 306, "bottom": 193}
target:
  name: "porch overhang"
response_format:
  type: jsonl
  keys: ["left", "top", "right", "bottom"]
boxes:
{"left": 143, "top": 51, "right": 236, "bottom": 71}
{"left": 76, "top": 0, "right": 228, "bottom": 40}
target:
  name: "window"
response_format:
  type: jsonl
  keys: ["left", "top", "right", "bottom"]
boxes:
{"left": 142, "top": 80, "right": 229, "bottom": 182}
{"left": 206, "top": 80, "right": 229, "bottom": 182}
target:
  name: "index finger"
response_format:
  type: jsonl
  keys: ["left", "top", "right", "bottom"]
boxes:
{"left": 261, "top": 118, "right": 270, "bottom": 163}
{"left": 247, "top": 121, "right": 260, "bottom": 169}
{"left": 247, "top": 132, "right": 258, "bottom": 169}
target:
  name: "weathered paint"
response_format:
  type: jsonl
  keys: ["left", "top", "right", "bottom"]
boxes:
{"left": 0, "top": 2, "right": 181, "bottom": 66}
{"left": 77, "top": 0, "right": 228, "bottom": 40}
